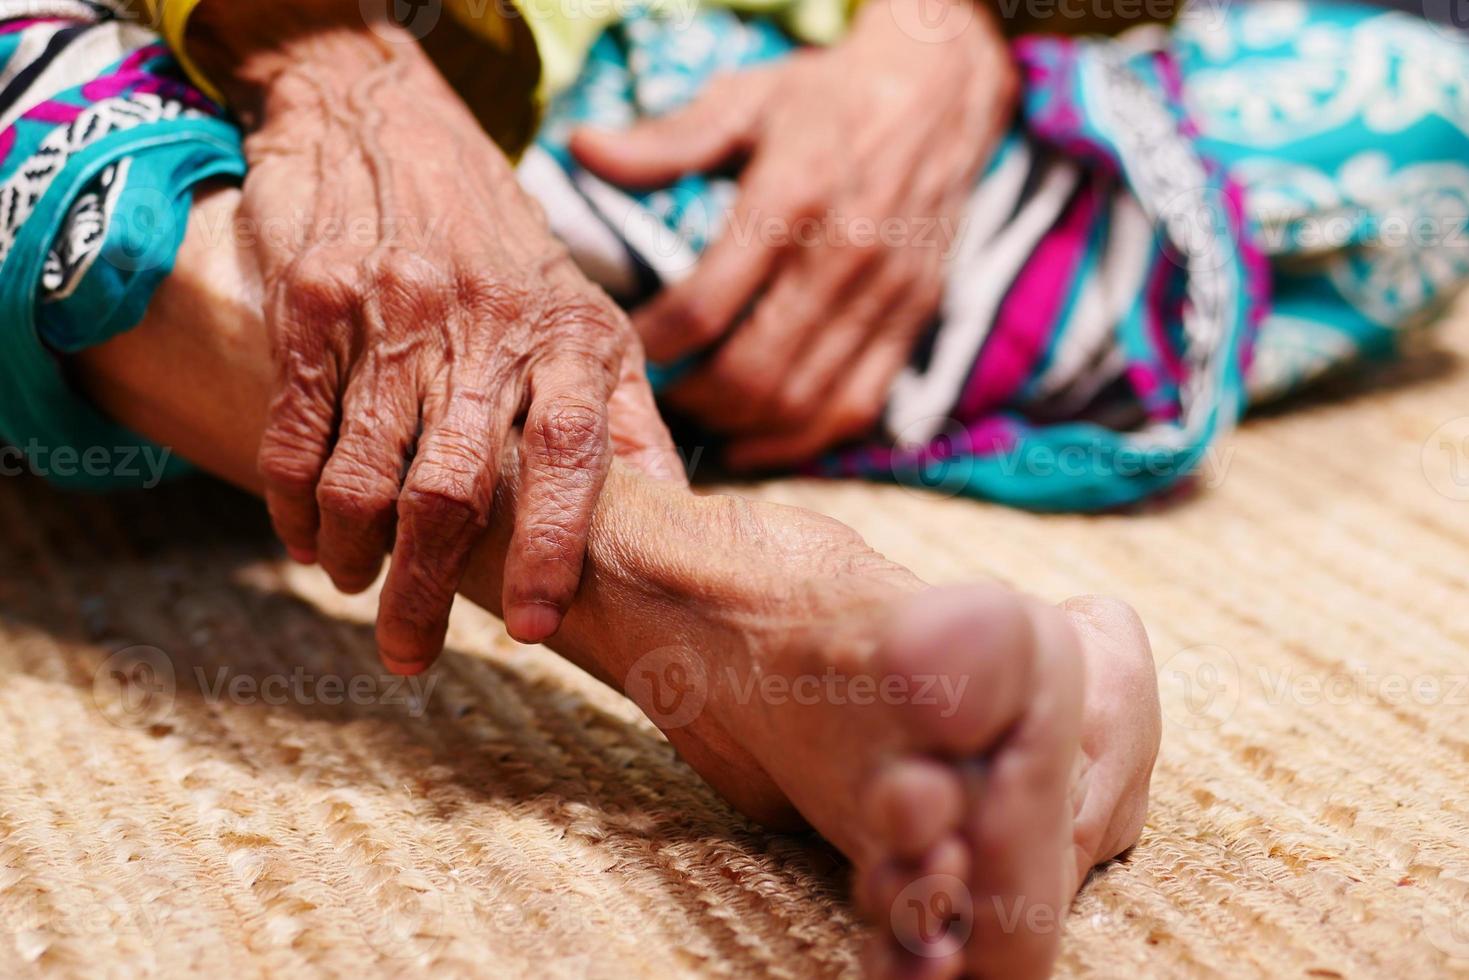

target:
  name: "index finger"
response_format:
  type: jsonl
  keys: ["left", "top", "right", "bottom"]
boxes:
{"left": 633, "top": 154, "right": 799, "bottom": 362}
{"left": 375, "top": 378, "right": 511, "bottom": 674}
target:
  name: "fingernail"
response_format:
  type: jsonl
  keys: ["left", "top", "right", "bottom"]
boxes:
{"left": 506, "top": 602, "right": 563, "bottom": 644}
{"left": 380, "top": 650, "right": 429, "bottom": 677}
{"left": 287, "top": 545, "right": 317, "bottom": 564}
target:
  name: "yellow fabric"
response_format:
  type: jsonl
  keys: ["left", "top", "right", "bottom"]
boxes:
{"left": 495, "top": 0, "right": 850, "bottom": 97}
{"left": 142, "top": 0, "right": 224, "bottom": 104}
{"left": 140, "top": 0, "right": 851, "bottom": 154}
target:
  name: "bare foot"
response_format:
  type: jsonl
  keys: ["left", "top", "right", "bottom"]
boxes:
{"left": 596, "top": 500, "right": 1161, "bottom": 979}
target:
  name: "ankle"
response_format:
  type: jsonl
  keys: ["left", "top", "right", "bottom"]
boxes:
{"left": 592, "top": 481, "right": 922, "bottom": 627}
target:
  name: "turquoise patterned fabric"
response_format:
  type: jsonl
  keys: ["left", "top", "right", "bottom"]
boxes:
{"left": 532, "top": 1, "right": 1469, "bottom": 508}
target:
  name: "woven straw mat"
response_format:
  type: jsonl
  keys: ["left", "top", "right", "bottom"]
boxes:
{"left": 5, "top": 301, "right": 1469, "bottom": 978}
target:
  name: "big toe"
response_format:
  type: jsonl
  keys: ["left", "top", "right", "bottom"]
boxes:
{"left": 875, "top": 585, "right": 1060, "bottom": 755}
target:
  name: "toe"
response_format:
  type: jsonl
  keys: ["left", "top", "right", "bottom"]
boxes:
{"left": 864, "top": 757, "right": 965, "bottom": 861}
{"left": 870, "top": 835, "right": 971, "bottom": 978}
{"left": 961, "top": 602, "right": 1084, "bottom": 980}
{"left": 1062, "top": 594, "right": 1161, "bottom": 870}
{"left": 875, "top": 585, "right": 1042, "bottom": 755}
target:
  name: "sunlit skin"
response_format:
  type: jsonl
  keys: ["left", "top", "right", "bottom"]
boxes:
{"left": 76, "top": 186, "right": 1160, "bottom": 978}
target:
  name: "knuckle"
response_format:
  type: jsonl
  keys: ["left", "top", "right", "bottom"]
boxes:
{"left": 772, "top": 185, "right": 825, "bottom": 224}
{"left": 367, "top": 251, "right": 453, "bottom": 317}
{"left": 680, "top": 301, "right": 725, "bottom": 346}
{"left": 258, "top": 441, "right": 324, "bottom": 497}
{"left": 842, "top": 229, "right": 887, "bottom": 268}
{"left": 709, "top": 362, "right": 773, "bottom": 408}
{"left": 283, "top": 263, "right": 357, "bottom": 323}
{"left": 365, "top": 250, "right": 431, "bottom": 290}
{"left": 834, "top": 392, "right": 882, "bottom": 436}
{"left": 317, "top": 477, "right": 397, "bottom": 528}
{"left": 546, "top": 291, "right": 625, "bottom": 337}
{"left": 531, "top": 400, "right": 607, "bottom": 466}
{"left": 770, "top": 387, "right": 815, "bottom": 425}
{"left": 873, "top": 258, "right": 918, "bottom": 309}
{"left": 399, "top": 484, "right": 487, "bottom": 544}
{"left": 544, "top": 298, "right": 628, "bottom": 372}
{"left": 457, "top": 275, "right": 534, "bottom": 325}
{"left": 518, "top": 517, "right": 584, "bottom": 570}
{"left": 259, "top": 463, "right": 318, "bottom": 501}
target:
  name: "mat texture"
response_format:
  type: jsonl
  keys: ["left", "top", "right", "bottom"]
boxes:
{"left": 4, "top": 302, "right": 1469, "bottom": 978}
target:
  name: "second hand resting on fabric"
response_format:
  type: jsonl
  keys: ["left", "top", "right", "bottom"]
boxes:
{"left": 572, "top": 0, "right": 1017, "bottom": 470}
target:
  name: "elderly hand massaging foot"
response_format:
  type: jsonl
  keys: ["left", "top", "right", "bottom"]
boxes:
{"left": 79, "top": 182, "right": 1162, "bottom": 976}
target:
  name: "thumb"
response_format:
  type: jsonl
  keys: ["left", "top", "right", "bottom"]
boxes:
{"left": 570, "top": 70, "right": 772, "bottom": 187}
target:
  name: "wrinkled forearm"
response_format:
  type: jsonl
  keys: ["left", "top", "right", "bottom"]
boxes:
{"left": 183, "top": 0, "right": 436, "bottom": 125}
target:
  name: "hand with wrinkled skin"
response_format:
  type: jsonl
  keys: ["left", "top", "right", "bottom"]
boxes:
{"left": 204, "top": 22, "right": 674, "bottom": 673}
{"left": 572, "top": 0, "right": 1016, "bottom": 469}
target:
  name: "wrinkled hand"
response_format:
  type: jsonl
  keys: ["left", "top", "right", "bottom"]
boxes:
{"left": 573, "top": 0, "right": 1016, "bottom": 468}
{"left": 240, "top": 35, "right": 672, "bottom": 672}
